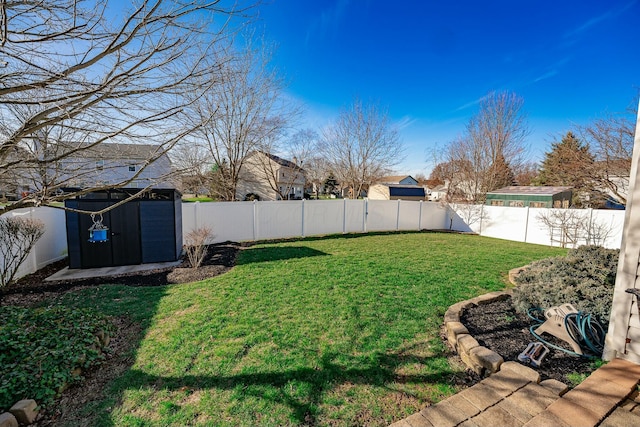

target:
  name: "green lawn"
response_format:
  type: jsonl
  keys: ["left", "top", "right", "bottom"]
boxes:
{"left": 49, "top": 232, "right": 566, "bottom": 426}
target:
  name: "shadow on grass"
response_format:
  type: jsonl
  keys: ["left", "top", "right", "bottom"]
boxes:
{"left": 236, "top": 245, "right": 329, "bottom": 265}
{"left": 96, "top": 345, "right": 461, "bottom": 426}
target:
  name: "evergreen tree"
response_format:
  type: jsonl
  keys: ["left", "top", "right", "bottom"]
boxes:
{"left": 536, "top": 132, "right": 602, "bottom": 207}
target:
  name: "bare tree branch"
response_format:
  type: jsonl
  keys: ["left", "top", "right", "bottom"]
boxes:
{"left": 0, "top": 0, "right": 255, "bottom": 214}
{"left": 321, "top": 98, "right": 404, "bottom": 199}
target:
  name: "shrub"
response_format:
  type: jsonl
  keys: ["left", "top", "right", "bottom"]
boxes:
{"left": 0, "top": 305, "right": 113, "bottom": 411}
{"left": 184, "top": 226, "right": 214, "bottom": 268}
{"left": 512, "top": 245, "right": 619, "bottom": 324}
{"left": 0, "top": 216, "right": 45, "bottom": 288}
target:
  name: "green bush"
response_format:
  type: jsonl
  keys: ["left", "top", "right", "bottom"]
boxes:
{"left": 512, "top": 245, "right": 619, "bottom": 324}
{"left": 0, "top": 305, "right": 113, "bottom": 411}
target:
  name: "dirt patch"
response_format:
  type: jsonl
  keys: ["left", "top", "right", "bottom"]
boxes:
{"left": 460, "top": 297, "right": 596, "bottom": 384}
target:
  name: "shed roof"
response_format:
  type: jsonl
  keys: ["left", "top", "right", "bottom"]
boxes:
{"left": 388, "top": 185, "right": 426, "bottom": 197}
{"left": 487, "top": 186, "right": 572, "bottom": 196}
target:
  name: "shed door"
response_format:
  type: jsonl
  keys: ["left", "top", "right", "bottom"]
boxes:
{"left": 78, "top": 201, "right": 113, "bottom": 268}
{"left": 110, "top": 201, "right": 141, "bottom": 266}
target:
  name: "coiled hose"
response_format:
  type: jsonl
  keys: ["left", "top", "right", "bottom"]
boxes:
{"left": 527, "top": 307, "right": 606, "bottom": 358}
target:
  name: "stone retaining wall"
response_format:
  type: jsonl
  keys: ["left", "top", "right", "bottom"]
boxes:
{"left": 444, "top": 290, "right": 512, "bottom": 376}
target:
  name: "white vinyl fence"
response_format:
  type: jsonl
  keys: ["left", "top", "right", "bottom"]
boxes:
{"left": 454, "top": 205, "right": 625, "bottom": 249}
{"left": 182, "top": 199, "right": 450, "bottom": 243}
{"left": 3, "top": 201, "right": 627, "bottom": 281}
{"left": 1, "top": 207, "right": 68, "bottom": 281}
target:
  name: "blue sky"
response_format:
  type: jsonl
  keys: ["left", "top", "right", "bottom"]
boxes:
{"left": 255, "top": 0, "right": 640, "bottom": 177}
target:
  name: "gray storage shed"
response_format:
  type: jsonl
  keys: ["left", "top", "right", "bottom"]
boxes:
{"left": 64, "top": 188, "right": 182, "bottom": 269}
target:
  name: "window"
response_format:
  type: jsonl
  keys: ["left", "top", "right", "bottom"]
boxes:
{"left": 490, "top": 200, "right": 504, "bottom": 206}
{"left": 95, "top": 160, "right": 104, "bottom": 170}
{"left": 529, "top": 202, "right": 546, "bottom": 208}
{"left": 508, "top": 200, "right": 524, "bottom": 207}
{"left": 128, "top": 165, "right": 137, "bottom": 172}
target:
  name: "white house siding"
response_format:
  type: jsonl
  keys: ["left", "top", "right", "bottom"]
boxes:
{"left": 604, "top": 101, "right": 640, "bottom": 363}
{"left": 53, "top": 145, "right": 173, "bottom": 189}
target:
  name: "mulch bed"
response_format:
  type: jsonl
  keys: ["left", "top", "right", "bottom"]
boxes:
{"left": 461, "top": 298, "right": 597, "bottom": 384}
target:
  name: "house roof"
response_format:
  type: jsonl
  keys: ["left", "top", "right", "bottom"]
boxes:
{"left": 487, "top": 186, "right": 573, "bottom": 196}
{"left": 85, "top": 143, "right": 166, "bottom": 160}
{"left": 54, "top": 143, "right": 168, "bottom": 161}
{"left": 379, "top": 175, "right": 415, "bottom": 184}
{"left": 257, "top": 151, "right": 304, "bottom": 171}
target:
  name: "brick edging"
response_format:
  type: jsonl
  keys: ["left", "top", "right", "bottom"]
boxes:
{"left": 444, "top": 290, "right": 512, "bottom": 376}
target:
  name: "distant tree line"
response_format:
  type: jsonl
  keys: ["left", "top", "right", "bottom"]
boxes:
{"left": 429, "top": 90, "right": 637, "bottom": 208}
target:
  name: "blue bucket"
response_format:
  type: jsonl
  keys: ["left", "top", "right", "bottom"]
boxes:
{"left": 89, "top": 228, "right": 108, "bottom": 243}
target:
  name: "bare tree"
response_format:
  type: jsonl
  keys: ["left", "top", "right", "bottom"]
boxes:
{"left": 171, "top": 142, "right": 214, "bottom": 196}
{"left": 188, "top": 39, "right": 293, "bottom": 201}
{"left": 576, "top": 100, "right": 637, "bottom": 206}
{"left": 536, "top": 209, "right": 614, "bottom": 248}
{"left": 0, "top": 0, "right": 251, "bottom": 214}
{"left": 320, "top": 98, "right": 404, "bottom": 199}
{"left": 442, "top": 91, "right": 530, "bottom": 203}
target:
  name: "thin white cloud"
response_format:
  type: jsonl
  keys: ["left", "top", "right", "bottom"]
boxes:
{"left": 395, "top": 116, "right": 417, "bottom": 130}
{"left": 453, "top": 94, "right": 489, "bottom": 112}
{"left": 305, "top": 0, "right": 352, "bottom": 45}
{"left": 533, "top": 70, "right": 558, "bottom": 83}
{"left": 565, "top": 0, "right": 637, "bottom": 39}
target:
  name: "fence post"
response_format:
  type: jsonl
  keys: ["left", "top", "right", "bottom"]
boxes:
{"left": 193, "top": 201, "right": 199, "bottom": 230}
{"left": 252, "top": 200, "right": 258, "bottom": 241}
{"left": 301, "top": 199, "right": 305, "bottom": 237}
{"left": 363, "top": 199, "right": 368, "bottom": 233}
{"left": 396, "top": 199, "right": 401, "bottom": 231}
{"left": 419, "top": 200, "right": 423, "bottom": 230}
{"left": 343, "top": 198, "right": 347, "bottom": 234}
{"left": 524, "top": 206, "right": 530, "bottom": 243}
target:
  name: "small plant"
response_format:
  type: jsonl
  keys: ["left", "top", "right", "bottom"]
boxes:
{"left": 566, "top": 359, "right": 605, "bottom": 387}
{"left": 0, "top": 216, "right": 45, "bottom": 288}
{"left": 184, "top": 226, "right": 214, "bottom": 268}
{"left": 512, "top": 245, "right": 619, "bottom": 324}
{"left": 0, "top": 305, "right": 113, "bottom": 411}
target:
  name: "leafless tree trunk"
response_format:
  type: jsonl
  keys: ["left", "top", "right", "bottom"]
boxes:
{"left": 576, "top": 100, "right": 637, "bottom": 206}
{"left": 187, "top": 39, "right": 293, "bottom": 201}
{"left": 0, "top": 0, "right": 252, "bottom": 215}
{"left": 320, "top": 98, "right": 404, "bottom": 199}
{"left": 442, "top": 91, "right": 530, "bottom": 203}
{"left": 171, "top": 142, "right": 214, "bottom": 196}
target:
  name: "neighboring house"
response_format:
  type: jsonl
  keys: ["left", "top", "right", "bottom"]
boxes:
{"left": 368, "top": 184, "right": 426, "bottom": 201}
{"left": 0, "top": 146, "right": 35, "bottom": 199}
{"left": 423, "top": 179, "right": 446, "bottom": 202}
{"left": 236, "top": 151, "right": 305, "bottom": 201}
{"left": 378, "top": 175, "right": 419, "bottom": 186}
{"left": 485, "top": 186, "right": 573, "bottom": 208}
{"left": 52, "top": 143, "right": 174, "bottom": 189}
{"left": 427, "top": 184, "right": 448, "bottom": 202}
